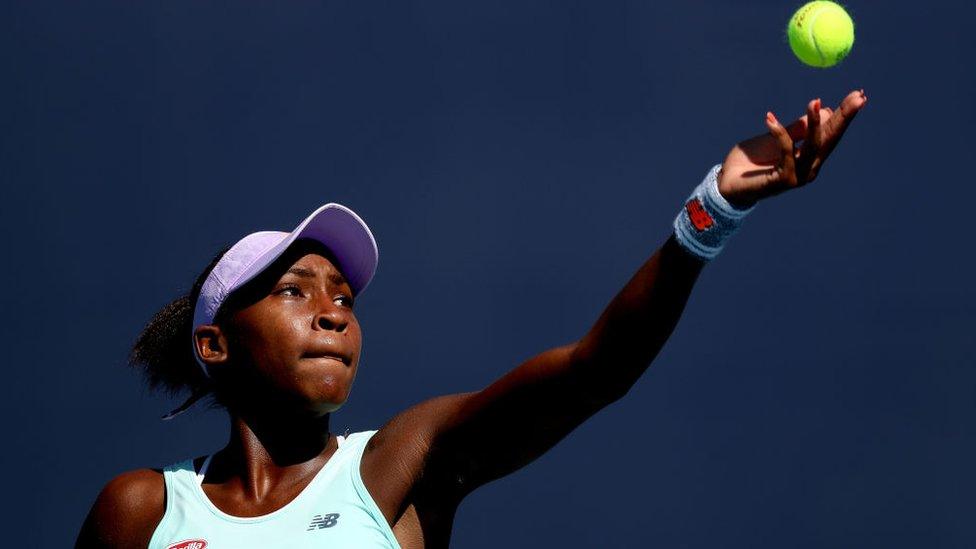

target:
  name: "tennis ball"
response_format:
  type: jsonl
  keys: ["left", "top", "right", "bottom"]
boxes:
{"left": 787, "top": 1, "right": 855, "bottom": 68}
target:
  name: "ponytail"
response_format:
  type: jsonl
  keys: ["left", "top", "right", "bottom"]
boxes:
{"left": 129, "top": 246, "right": 230, "bottom": 416}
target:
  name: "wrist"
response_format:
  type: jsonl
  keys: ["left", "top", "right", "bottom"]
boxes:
{"left": 672, "top": 164, "right": 756, "bottom": 262}
{"left": 718, "top": 185, "right": 759, "bottom": 210}
{"left": 716, "top": 168, "right": 760, "bottom": 210}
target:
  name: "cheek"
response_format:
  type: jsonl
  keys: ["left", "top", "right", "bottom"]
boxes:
{"left": 232, "top": 315, "right": 308, "bottom": 369}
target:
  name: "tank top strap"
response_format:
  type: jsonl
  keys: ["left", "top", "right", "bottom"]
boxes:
{"left": 300, "top": 430, "right": 398, "bottom": 547}
{"left": 148, "top": 430, "right": 399, "bottom": 549}
{"left": 163, "top": 457, "right": 204, "bottom": 494}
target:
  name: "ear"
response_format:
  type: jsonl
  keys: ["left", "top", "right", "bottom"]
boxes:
{"left": 193, "top": 324, "right": 229, "bottom": 368}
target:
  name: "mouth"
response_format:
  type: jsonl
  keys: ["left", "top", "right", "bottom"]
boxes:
{"left": 301, "top": 350, "right": 351, "bottom": 366}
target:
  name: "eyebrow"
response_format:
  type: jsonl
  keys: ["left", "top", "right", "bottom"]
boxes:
{"left": 285, "top": 267, "right": 349, "bottom": 288}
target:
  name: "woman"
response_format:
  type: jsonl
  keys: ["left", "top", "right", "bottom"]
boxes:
{"left": 77, "top": 91, "right": 867, "bottom": 549}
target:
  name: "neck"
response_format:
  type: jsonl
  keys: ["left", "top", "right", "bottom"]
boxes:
{"left": 211, "top": 406, "right": 336, "bottom": 500}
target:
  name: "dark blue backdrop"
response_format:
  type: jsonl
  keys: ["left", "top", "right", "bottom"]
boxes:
{"left": 2, "top": 1, "right": 973, "bottom": 547}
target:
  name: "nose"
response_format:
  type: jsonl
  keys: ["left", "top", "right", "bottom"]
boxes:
{"left": 314, "top": 304, "right": 348, "bottom": 333}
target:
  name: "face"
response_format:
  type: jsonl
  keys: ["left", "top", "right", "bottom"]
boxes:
{"left": 197, "top": 239, "right": 362, "bottom": 416}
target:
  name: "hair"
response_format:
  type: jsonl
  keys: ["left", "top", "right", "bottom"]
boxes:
{"left": 128, "top": 245, "right": 231, "bottom": 408}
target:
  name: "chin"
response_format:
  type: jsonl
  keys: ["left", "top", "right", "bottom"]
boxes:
{"left": 305, "top": 393, "right": 349, "bottom": 415}
{"left": 312, "top": 401, "right": 346, "bottom": 415}
{"left": 297, "top": 376, "right": 353, "bottom": 414}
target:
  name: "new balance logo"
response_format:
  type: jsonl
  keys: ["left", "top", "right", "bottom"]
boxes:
{"left": 307, "top": 513, "right": 340, "bottom": 531}
{"left": 685, "top": 198, "right": 714, "bottom": 232}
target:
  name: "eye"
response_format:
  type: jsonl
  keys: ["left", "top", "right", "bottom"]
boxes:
{"left": 335, "top": 295, "right": 354, "bottom": 308}
{"left": 275, "top": 284, "right": 304, "bottom": 297}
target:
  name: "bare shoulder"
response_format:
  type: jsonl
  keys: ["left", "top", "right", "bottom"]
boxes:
{"left": 75, "top": 468, "right": 166, "bottom": 549}
{"left": 360, "top": 393, "right": 478, "bottom": 525}
{"left": 368, "top": 392, "right": 475, "bottom": 453}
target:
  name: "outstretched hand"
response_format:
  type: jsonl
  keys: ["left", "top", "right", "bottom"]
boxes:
{"left": 717, "top": 89, "right": 868, "bottom": 208}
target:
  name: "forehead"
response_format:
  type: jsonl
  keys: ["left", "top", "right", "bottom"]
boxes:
{"left": 280, "top": 240, "right": 350, "bottom": 288}
{"left": 287, "top": 254, "right": 349, "bottom": 286}
{"left": 217, "top": 240, "right": 352, "bottom": 322}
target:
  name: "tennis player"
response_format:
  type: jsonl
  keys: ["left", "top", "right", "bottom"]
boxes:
{"left": 76, "top": 90, "right": 867, "bottom": 549}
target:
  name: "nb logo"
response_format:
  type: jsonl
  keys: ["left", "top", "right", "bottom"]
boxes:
{"left": 307, "top": 513, "right": 340, "bottom": 531}
{"left": 685, "top": 198, "right": 714, "bottom": 232}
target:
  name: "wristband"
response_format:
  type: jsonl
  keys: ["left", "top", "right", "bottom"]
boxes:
{"left": 672, "top": 163, "right": 756, "bottom": 261}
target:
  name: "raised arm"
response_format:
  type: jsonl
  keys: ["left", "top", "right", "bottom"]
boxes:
{"left": 365, "top": 91, "right": 867, "bottom": 517}
{"left": 432, "top": 232, "right": 705, "bottom": 487}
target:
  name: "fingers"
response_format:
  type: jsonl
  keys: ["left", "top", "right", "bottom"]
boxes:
{"left": 764, "top": 111, "right": 797, "bottom": 187}
{"left": 806, "top": 98, "right": 822, "bottom": 144}
{"left": 785, "top": 116, "right": 809, "bottom": 141}
{"left": 796, "top": 98, "right": 822, "bottom": 181}
{"left": 785, "top": 106, "right": 834, "bottom": 142}
{"left": 834, "top": 89, "right": 867, "bottom": 126}
{"left": 756, "top": 91, "right": 866, "bottom": 194}
{"left": 820, "top": 89, "right": 868, "bottom": 157}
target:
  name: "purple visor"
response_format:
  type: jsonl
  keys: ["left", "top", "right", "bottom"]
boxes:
{"left": 191, "top": 203, "right": 378, "bottom": 377}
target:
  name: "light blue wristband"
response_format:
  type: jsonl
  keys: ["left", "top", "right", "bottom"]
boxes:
{"left": 672, "top": 164, "right": 756, "bottom": 261}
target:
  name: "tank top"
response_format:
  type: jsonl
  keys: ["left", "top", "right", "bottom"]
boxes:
{"left": 148, "top": 430, "right": 401, "bottom": 549}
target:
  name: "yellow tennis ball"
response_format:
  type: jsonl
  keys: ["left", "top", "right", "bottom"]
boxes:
{"left": 787, "top": 1, "right": 855, "bottom": 68}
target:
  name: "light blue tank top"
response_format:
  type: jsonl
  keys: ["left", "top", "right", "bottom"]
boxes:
{"left": 148, "top": 430, "right": 401, "bottom": 549}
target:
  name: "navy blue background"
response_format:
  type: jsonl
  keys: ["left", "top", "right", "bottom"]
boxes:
{"left": 3, "top": 1, "right": 973, "bottom": 547}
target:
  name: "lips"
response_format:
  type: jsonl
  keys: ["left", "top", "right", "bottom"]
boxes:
{"left": 302, "top": 348, "right": 351, "bottom": 366}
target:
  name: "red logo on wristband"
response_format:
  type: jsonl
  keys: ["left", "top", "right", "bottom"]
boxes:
{"left": 686, "top": 199, "right": 714, "bottom": 231}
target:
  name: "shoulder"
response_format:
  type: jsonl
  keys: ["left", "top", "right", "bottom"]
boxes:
{"left": 367, "top": 392, "right": 476, "bottom": 458}
{"left": 358, "top": 393, "right": 478, "bottom": 521}
{"left": 75, "top": 468, "right": 166, "bottom": 549}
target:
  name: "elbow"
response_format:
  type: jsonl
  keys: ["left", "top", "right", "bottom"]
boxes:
{"left": 591, "top": 378, "right": 635, "bottom": 406}
{"left": 571, "top": 338, "right": 650, "bottom": 407}
{"left": 570, "top": 342, "right": 647, "bottom": 408}
{"left": 569, "top": 352, "right": 637, "bottom": 409}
